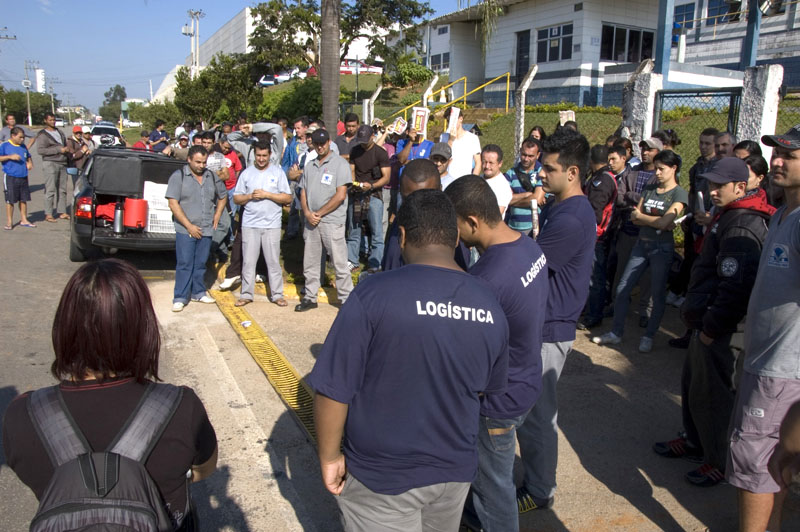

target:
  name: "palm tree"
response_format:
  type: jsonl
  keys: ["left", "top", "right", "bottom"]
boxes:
{"left": 320, "top": 0, "right": 341, "bottom": 131}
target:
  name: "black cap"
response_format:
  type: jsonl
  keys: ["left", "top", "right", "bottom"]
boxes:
{"left": 762, "top": 124, "right": 800, "bottom": 150}
{"left": 311, "top": 128, "right": 330, "bottom": 145}
{"left": 699, "top": 156, "right": 749, "bottom": 184}
{"left": 355, "top": 124, "right": 373, "bottom": 144}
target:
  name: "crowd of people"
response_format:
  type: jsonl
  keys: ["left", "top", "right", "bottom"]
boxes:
{"left": 4, "top": 101, "right": 800, "bottom": 532}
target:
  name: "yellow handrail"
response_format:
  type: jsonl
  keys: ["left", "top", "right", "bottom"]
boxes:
{"left": 436, "top": 72, "right": 511, "bottom": 115}
{"left": 388, "top": 76, "right": 469, "bottom": 120}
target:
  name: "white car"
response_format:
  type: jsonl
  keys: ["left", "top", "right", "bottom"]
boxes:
{"left": 91, "top": 125, "right": 123, "bottom": 146}
{"left": 55, "top": 118, "right": 66, "bottom": 127}
{"left": 123, "top": 119, "right": 142, "bottom": 128}
{"left": 339, "top": 60, "right": 383, "bottom": 75}
{"left": 275, "top": 67, "right": 308, "bottom": 83}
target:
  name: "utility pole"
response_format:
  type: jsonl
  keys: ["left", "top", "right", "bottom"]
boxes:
{"left": 182, "top": 10, "right": 205, "bottom": 80}
{"left": 47, "top": 76, "right": 60, "bottom": 115}
{"left": 23, "top": 60, "right": 38, "bottom": 126}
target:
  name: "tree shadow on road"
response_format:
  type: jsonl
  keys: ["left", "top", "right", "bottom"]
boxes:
{"left": 0, "top": 386, "right": 20, "bottom": 469}
{"left": 556, "top": 347, "right": 736, "bottom": 531}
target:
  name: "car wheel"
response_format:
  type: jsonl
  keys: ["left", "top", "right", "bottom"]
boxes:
{"left": 69, "top": 222, "right": 87, "bottom": 262}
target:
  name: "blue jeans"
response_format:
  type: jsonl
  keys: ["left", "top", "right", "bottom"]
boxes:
{"left": 346, "top": 195, "right": 384, "bottom": 269}
{"left": 611, "top": 239, "right": 673, "bottom": 338}
{"left": 471, "top": 412, "right": 530, "bottom": 532}
{"left": 227, "top": 188, "right": 238, "bottom": 217}
{"left": 586, "top": 238, "right": 610, "bottom": 322}
{"left": 174, "top": 232, "right": 212, "bottom": 304}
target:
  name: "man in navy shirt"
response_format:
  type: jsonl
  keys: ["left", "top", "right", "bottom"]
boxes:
{"left": 307, "top": 189, "right": 509, "bottom": 531}
{"left": 148, "top": 119, "right": 169, "bottom": 153}
{"left": 446, "top": 175, "right": 548, "bottom": 532}
{"left": 516, "top": 128, "right": 596, "bottom": 512}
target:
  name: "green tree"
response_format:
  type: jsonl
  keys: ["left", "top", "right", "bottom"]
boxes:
{"left": 128, "top": 101, "right": 183, "bottom": 134}
{"left": 174, "top": 53, "right": 261, "bottom": 124}
{"left": 3, "top": 89, "right": 58, "bottom": 125}
{"left": 248, "top": 0, "right": 433, "bottom": 73}
{"left": 98, "top": 84, "right": 127, "bottom": 123}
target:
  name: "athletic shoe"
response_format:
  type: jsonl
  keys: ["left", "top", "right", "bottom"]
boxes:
{"left": 172, "top": 302, "right": 185, "bottom": 312}
{"left": 685, "top": 464, "right": 726, "bottom": 487}
{"left": 591, "top": 331, "right": 622, "bottom": 345}
{"left": 653, "top": 434, "right": 704, "bottom": 463}
{"left": 219, "top": 275, "right": 241, "bottom": 290}
{"left": 639, "top": 336, "right": 653, "bottom": 353}
{"left": 347, "top": 261, "right": 360, "bottom": 272}
{"left": 255, "top": 274, "right": 265, "bottom": 284}
{"left": 295, "top": 299, "right": 318, "bottom": 312}
{"left": 517, "top": 486, "right": 554, "bottom": 513}
{"left": 665, "top": 291, "right": 680, "bottom": 306}
{"left": 672, "top": 295, "right": 686, "bottom": 308}
{"left": 191, "top": 294, "right": 215, "bottom": 304}
{"left": 669, "top": 331, "right": 692, "bottom": 349}
{"left": 577, "top": 317, "right": 601, "bottom": 330}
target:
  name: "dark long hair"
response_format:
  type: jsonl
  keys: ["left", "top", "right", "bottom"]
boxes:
{"left": 51, "top": 259, "right": 161, "bottom": 383}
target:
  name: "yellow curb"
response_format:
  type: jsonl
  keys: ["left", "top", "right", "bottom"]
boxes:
{"left": 216, "top": 263, "right": 340, "bottom": 303}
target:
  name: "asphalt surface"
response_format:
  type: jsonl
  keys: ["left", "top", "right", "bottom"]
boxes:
{"left": 1, "top": 130, "right": 800, "bottom": 531}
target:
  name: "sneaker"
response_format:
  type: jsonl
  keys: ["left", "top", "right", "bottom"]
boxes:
{"left": 295, "top": 299, "right": 318, "bottom": 312}
{"left": 668, "top": 331, "right": 692, "bottom": 349}
{"left": 347, "top": 261, "right": 360, "bottom": 272}
{"left": 673, "top": 296, "right": 685, "bottom": 308}
{"left": 638, "top": 336, "right": 653, "bottom": 353}
{"left": 517, "top": 486, "right": 554, "bottom": 514}
{"left": 685, "top": 464, "right": 726, "bottom": 487}
{"left": 255, "top": 274, "right": 265, "bottom": 284}
{"left": 219, "top": 275, "right": 241, "bottom": 290}
{"left": 653, "top": 435, "right": 704, "bottom": 463}
{"left": 191, "top": 294, "right": 215, "bottom": 304}
{"left": 577, "top": 317, "right": 601, "bottom": 330}
{"left": 172, "top": 302, "right": 185, "bottom": 312}
{"left": 591, "top": 331, "right": 622, "bottom": 345}
{"left": 665, "top": 291, "right": 679, "bottom": 306}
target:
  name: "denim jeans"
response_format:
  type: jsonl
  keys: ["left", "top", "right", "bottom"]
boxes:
{"left": 611, "top": 239, "right": 674, "bottom": 338}
{"left": 174, "top": 232, "right": 212, "bottom": 304}
{"left": 471, "top": 412, "right": 530, "bottom": 532}
{"left": 586, "top": 239, "right": 610, "bottom": 322}
{"left": 227, "top": 188, "right": 238, "bottom": 217}
{"left": 346, "top": 195, "right": 384, "bottom": 269}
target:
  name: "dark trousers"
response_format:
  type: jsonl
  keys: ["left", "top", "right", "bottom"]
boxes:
{"left": 586, "top": 238, "right": 610, "bottom": 322}
{"left": 226, "top": 216, "right": 268, "bottom": 278}
{"left": 671, "top": 224, "right": 698, "bottom": 295}
{"left": 684, "top": 331, "right": 738, "bottom": 471}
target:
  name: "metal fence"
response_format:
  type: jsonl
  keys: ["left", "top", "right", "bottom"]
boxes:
{"left": 653, "top": 88, "right": 742, "bottom": 135}
{"left": 777, "top": 91, "right": 800, "bottom": 135}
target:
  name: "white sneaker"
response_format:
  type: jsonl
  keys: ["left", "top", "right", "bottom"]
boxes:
{"left": 255, "top": 274, "right": 265, "bottom": 284}
{"left": 665, "top": 291, "right": 679, "bottom": 306}
{"left": 591, "top": 331, "right": 622, "bottom": 345}
{"left": 172, "top": 302, "right": 185, "bottom": 312}
{"left": 347, "top": 261, "right": 360, "bottom": 272}
{"left": 672, "top": 296, "right": 686, "bottom": 308}
{"left": 219, "top": 275, "right": 241, "bottom": 290}
{"left": 639, "top": 336, "right": 654, "bottom": 353}
{"left": 192, "top": 294, "right": 215, "bottom": 304}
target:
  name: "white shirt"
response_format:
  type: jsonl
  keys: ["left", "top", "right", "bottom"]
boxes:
{"left": 234, "top": 164, "right": 292, "bottom": 229}
{"left": 484, "top": 173, "right": 513, "bottom": 214}
{"left": 441, "top": 172, "right": 457, "bottom": 190}
{"left": 441, "top": 130, "right": 481, "bottom": 179}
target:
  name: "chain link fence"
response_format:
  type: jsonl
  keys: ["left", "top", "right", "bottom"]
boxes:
{"left": 777, "top": 91, "right": 800, "bottom": 135}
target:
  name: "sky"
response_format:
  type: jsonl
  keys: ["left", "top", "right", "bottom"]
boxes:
{"left": 0, "top": 0, "right": 456, "bottom": 114}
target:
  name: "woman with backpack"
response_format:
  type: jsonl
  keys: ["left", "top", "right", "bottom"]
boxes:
{"left": 2, "top": 259, "right": 218, "bottom": 531}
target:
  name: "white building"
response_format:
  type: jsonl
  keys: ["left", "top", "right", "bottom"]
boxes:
{"left": 422, "top": 0, "right": 800, "bottom": 107}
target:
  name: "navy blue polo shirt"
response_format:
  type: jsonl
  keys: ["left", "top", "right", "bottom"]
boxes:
{"left": 537, "top": 195, "right": 596, "bottom": 342}
{"left": 149, "top": 130, "right": 168, "bottom": 152}
{"left": 381, "top": 219, "right": 470, "bottom": 271}
{"left": 307, "top": 264, "right": 509, "bottom": 495}
{"left": 469, "top": 235, "right": 548, "bottom": 418}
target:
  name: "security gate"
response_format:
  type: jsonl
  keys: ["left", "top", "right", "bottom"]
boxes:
{"left": 653, "top": 87, "right": 742, "bottom": 134}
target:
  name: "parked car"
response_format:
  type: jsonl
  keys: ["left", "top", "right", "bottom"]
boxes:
{"left": 258, "top": 74, "right": 276, "bottom": 87}
{"left": 339, "top": 59, "right": 383, "bottom": 75}
{"left": 55, "top": 118, "right": 66, "bottom": 127}
{"left": 123, "top": 119, "right": 142, "bottom": 128}
{"left": 91, "top": 125, "right": 124, "bottom": 146}
{"left": 275, "top": 67, "right": 308, "bottom": 83}
{"left": 73, "top": 118, "right": 85, "bottom": 126}
{"left": 69, "top": 149, "right": 185, "bottom": 261}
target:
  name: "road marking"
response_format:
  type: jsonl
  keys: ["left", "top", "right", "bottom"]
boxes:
{"left": 210, "top": 289, "right": 317, "bottom": 442}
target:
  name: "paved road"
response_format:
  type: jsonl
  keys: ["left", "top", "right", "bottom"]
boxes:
{"left": 2, "top": 134, "right": 800, "bottom": 531}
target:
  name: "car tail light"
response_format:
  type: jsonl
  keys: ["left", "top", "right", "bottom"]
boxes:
{"left": 75, "top": 196, "right": 93, "bottom": 219}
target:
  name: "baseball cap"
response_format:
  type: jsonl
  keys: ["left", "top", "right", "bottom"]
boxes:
{"left": 306, "top": 124, "right": 320, "bottom": 136}
{"left": 699, "top": 156, "right": 749, "bottom": 184}
{"left": 430, "top": 142, "right": 452, "bottom": 160}
{"left": 82, "top": 126, "right": 91, "bottom": 133}
{"left": 72, "top": 125, "right": 82, "bottom": 133}
{"left": 311, "top": 128, "right": 330, "bottom": 145}
{"left": 761, "top": 124, "right": 800, "bottom": 150}
{"left": 639, "top": 137, "right": 664, "bottom": 151}
{"left": 355, "top": 124, "right": 373, "bottom": 144}
{"left": 179, "top": 132, "right": 189, "bottom": 140}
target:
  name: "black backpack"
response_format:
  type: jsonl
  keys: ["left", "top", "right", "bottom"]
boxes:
{"left": 27, "top": 382, "right": 184, "bottom": 532}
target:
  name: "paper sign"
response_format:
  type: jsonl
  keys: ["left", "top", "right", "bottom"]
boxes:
{"left": 696, "top": 191, "right": 705, "bottom": 215}
{"left": 447, "top": 107, "right": 460, "bottom": 136}
{"left": 558, "top": 110, "right": 576, "bottom": 126}
{"left": 411, "top": 107, "right": 430, "bottom": 138}
{"left": 387, "top": 117, "right": 407, "bottom": 136}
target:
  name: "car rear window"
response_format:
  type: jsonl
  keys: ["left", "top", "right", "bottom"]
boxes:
{"left": 92, "top": 127, "right": 119, "bottom": 136}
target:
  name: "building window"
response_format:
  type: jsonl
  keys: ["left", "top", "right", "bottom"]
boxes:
{"left": 437, "top": 26, "right": 448, "bottom": 35}
{"left": 674, "top": 3, "right": 695, "bottom": 30}
{"left": 600, "top": 24, "right": 655, "bottom": 63}
{"left": 441, "top": 52, "right": 450, "bottom": 70}
{"left": 536, "top": 23, "right": 573, "bottom": 63}
{"left": 431, "top": 54, "right": 441, "bottom": 71}
{"left": 706, "top": 0, "right": 730, "bottom": 26}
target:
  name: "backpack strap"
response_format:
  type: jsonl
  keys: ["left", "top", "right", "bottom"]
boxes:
{"left": 108, "top": 382, "right": 183, "bottom": 463}
{"left": 28, "top": 386, "right": 92, "bottom": 468}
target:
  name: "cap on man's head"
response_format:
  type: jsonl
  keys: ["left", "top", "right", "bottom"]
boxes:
{"left": 311, "top": 128, "right": 330, "bottom": 145}
{"left": 72, "top": 125, "right": 82, "bottom": 133}
{"left": 431, "top": 142, "right": 452, "bottom": 160}
{"left": 306, "top": 124, "right": 320, "bottom": 137}
{"left": 639, "top": 137, "right": 664, "bottom": 151}
{"left": 761, "top": 124, "right": 800, "bottom": 150}
{"left": 355, "top": 124, "right": 373, "bottom": 144}
{"left": 179, "top": 133, "right": 189, "bottom": 140}
{"left": 700, "top": 156, "right": 749, "bottom": 184}
{"left": 82, "top": 126, "right": 91, "bottom": 133}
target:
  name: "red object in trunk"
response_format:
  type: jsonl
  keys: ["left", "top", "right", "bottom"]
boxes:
{"left": 123, "top": 198, "right": 148, "bottom": 229}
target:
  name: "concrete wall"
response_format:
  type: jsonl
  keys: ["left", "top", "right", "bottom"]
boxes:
{"left": 448, "top": 22, "right": 484, "bottom": 100}
{"left": 191, "top": 8, "right": 251, "bottom": 67}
